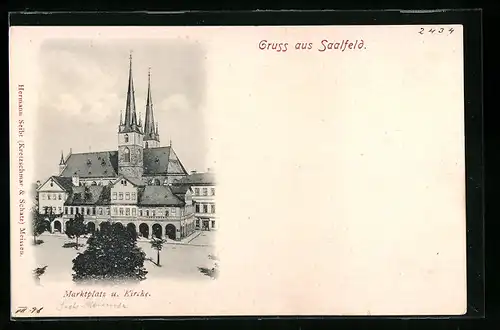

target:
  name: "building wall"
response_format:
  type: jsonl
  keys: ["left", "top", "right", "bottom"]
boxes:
{"left": 110, "top": 179, "right": 138, "bottom": 205}
{"left": 38, "top": 178, "right": 68, "bottom": 215}
{"left": 191, "top": 184, "right": 217, "bottom": 230}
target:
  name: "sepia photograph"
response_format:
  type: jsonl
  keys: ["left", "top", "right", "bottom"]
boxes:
{"left": 32, "top": 40, "right": 219, "bottom": 285}
{"left": 10, "top": 21, "right": 474, "bottom": 318}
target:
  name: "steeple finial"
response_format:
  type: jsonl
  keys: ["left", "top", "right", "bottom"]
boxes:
{"left": 59, "top": 150, "right": 65, "bottom": 165}
{"left": 120, "top": 110, "right": 123, "bottom": 125}
{"left": 138, "top": 112, "right": 142, "bottom": 126}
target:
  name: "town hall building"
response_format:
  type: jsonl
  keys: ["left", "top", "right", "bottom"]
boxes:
{"left": 36, "top": 54, "right": 207, "bottom": 240}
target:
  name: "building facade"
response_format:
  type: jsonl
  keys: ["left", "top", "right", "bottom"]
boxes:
{"left": 173, "top": 171, "right": 217, "bottom": 231}
{"left": 36, "top": 54, "right": 205, "bottom": 241}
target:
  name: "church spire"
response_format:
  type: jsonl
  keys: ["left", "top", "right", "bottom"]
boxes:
{"left": 144, "top": 67, "right": 159, "bottom": 143}
{"left": 59, "top": 150, "right": 65, "bottom": 165}
{"left": 120, "top": 51, "right": 140, "bottom": 133}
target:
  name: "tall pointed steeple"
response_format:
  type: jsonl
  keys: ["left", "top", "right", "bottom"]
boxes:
{"left": 59, "top": 150, "right": 65, "bottom": 165}
{"left": 143, "top": 67, "right": 160, "bottom": 148}
{"left": 120, "top": 51, "right": 140, "bottom": 133}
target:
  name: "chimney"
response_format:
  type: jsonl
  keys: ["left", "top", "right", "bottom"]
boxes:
{"left": 191, "top": 170, "right": 197, "bottom": 175}
{"left": 72, "top": 174, "right": 80, "bottom": 187}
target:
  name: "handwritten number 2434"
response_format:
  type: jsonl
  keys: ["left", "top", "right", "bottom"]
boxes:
{"left": 419, "top": 27, "right": 454, "bottom": 35}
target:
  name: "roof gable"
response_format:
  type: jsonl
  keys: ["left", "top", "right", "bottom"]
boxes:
{"left": 111, "top": 175, "right": 146, "bottom": 188}
{"left": 37, "top": 176, "right": 73, "bottom": 192}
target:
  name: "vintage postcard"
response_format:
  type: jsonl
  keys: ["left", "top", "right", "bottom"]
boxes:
{"left": 10, "top": 24, "right": 467, "bottom": 318}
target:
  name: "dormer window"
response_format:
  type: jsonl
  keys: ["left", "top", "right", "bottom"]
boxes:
{"left": 87, "top": 159, "right": 92, "bottom": 165}
{"left": 124, "top": 134, "right": 129, "bottom": 143}
{"left": 50, "top": 181, "right": 53, "bottom": 187}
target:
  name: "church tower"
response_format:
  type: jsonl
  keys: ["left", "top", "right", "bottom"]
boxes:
{"left": 118, "top": 53, "right": 144, "bottom": 178}
{"left": 143, "top": 67, "right": 161, "bottom": 149}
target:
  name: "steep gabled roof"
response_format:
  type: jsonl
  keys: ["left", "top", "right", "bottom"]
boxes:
{"left": 173, "top": 172, "right": 216, "bottom": 186}
{"left": 59, "top": 151, "right": 119, "bottom": 178}
{"left": 51, "top": 176, "right": 74, "bottom": 191}
{"left": 138, "top": 185, "right": 184, "bottom": 206}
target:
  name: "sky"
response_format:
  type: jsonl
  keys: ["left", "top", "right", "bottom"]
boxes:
{"left": 34, "top": 38, "right": 208, "bottom": 181}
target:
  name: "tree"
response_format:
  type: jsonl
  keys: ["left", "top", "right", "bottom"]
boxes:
{"left": 31, "top": 207, "right": 47, "bottom": 245}
{"left": 72, "top": 222, "right": 147, "bottom": 283}
{"left": 150, "top": 238, "right": 165, "bottom": 266}
{"left": 65, "top": 213, "right": 87, "bottom": 249}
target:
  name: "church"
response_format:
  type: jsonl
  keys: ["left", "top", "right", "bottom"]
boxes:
{"left": 36, "top": 54, "right": 198, "bottom": 241}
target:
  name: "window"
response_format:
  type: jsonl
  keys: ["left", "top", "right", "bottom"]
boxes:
{"left": 126, "top": 192, "right": 130, "bottom": 200}
{"left": 53, "top": 194, "right": 57, "bottom": 200}
{"left": 131, "top": 192, "right": 136, "bottom": 200}
{"left": 211, "top": 188, "right": 215, "bottom": 196}
{"left": 196, "top": 220, "right": 200, "bottom": 227}
{"left": 50, "top": 182, "right": 54, "bottom": 187}
{"left": 58, "top": 194, "right": 62, "bottom": 200}
{"left": 139, "top": 210, "right": 142, "bottom": 216}
{"left": 47, "top": 194, "right": 51, "bottom": 200}
{"left": 99, "top": 208, "right": 103, "bottom": 215}
{"left": 113, "top": 192, "right": 117, "bottom": 200}
{"left": 165, "top": 210, "right": 169, "bottom": 216}
{"left": 124, "top": 147, "right": 130, "bottom": 162}
{"left": 92, "top": 207, "right": 96, "bottom": 215}
{"left": 171, "top": 208, "right": 176, "bottom": 215}
{"left": 211, "top": 204, "right": 216, "bottom": 214}
{"left": 203, "top": 188, "right": 208, "bottom": 196}
{"left": 124, "top": 134, "right": 129, "bottom": 143}
{"left": 211, "top": 220, "right": 216, "bottom": 228}
{"left": 119, "top": 208, "right": 124, "bottom": 216}
{"left": 146, "top": 210, "right": 149, "bottom": 216}
{"left": 113, "top": 207, "right": 117, "bottom": 215}
{"left": 58, "top": 207, "right": 62, "bottom": 214}
{"left": 106, "top": 208, "right": 110, "bottom": 215}
{"left": 87, "top": 208, "right": 90, "bottom": 215}
{"left": 194, "top": 188, "right": 200, "bottom": 195}
{"left": 151, "top": 210, "right": 155, "bottom": 217}
{"left": 65, "top": 207, "right": 68, "bottom": 214}
{"left": 70, "top": 207, "right": 73, "bottom": 215}
{"left": 203, "top": 204, "right": 208, "bottom": 213}
{"left": 119, "top": 193, "right": 123, "bottom": 200}
{"left": 132, "top": 208, "right": 136, "bottom": 216}
{"left": 196, "top": 204, "right": 200, "bottom": 213}
{"left": 126, "top": 208, "right": 130, "bottom": 216}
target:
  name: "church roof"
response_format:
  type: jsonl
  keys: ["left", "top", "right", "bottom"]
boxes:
{"left": 64, "top": 185, "right": 111, "bottom": 206}
{"left": 59, "top": 146, "right": 187, "bottom": 178}
{"left": 138, "top": 185, "right": 184, "bottom": 206}
{"left": 60, "top": 151, "right": 119, "bottom": 178}
{"left": 143, "top": 147, "right": 187, "bottom": 175}
{"left": 173, "top": 172, "right": 216, "bottom": 186}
